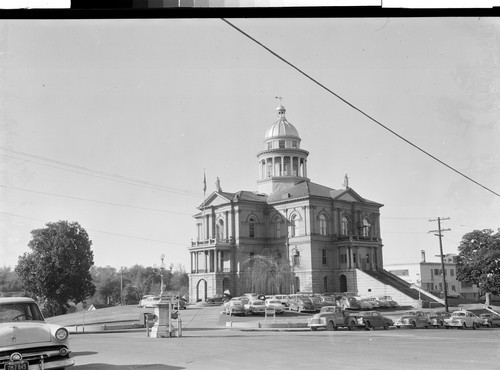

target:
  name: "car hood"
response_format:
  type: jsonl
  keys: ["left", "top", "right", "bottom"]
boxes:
{"left": 0, "top": 322, "right": 52, "bottom": 347}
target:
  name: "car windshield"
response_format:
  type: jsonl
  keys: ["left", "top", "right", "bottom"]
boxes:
{"left": 453, "top": 312, "right": 466, "bottom": 317}
{"left": 252, "top": 301, "right": 264, "bottom": 305}
{"left": 0, "top": 302, "right": 45, "bottom": 322}
{"left": 268, "top": 300, "right": 280, "bottom": 304}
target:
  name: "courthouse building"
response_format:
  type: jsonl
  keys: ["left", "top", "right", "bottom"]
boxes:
{"left": 188, "top": 104, "right": 417, "bottom": 304}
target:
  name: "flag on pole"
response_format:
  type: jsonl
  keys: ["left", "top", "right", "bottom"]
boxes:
{"left": 203, "top": 171, "right": 207, "bottom": 196}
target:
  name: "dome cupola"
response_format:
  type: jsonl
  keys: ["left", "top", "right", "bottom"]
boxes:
{"left": 257, "top": 105, "right": 309, "bottom": 195}
{"left": 264, "top": 105, "right": 300, "bottom": 141}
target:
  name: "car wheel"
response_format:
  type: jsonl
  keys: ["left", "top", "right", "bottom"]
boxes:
{"left": 410, "top": 321, "right": 416, "bottom": 329}
{"left": 348, "top": 320, "right": 356, "bottom": 331}
{"left": 473, "top": 322, "right": 478, "bottom": 330}
{"left": 383, "top": 323, "right": 390, "bottom": 330}
{"left": 461, "top": 322, "right": 467, "bottom": 329}
{"left": 365, "top": 321, "right": 372, "bottom": 331}
{"left": 327, "top": 321, "right": 335, "bottom": 331}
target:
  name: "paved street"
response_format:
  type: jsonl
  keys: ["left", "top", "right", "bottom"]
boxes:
{"left": 68, "top": 305, "right": 500, "bottom": 370}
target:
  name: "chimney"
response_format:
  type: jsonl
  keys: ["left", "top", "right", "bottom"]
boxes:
{"left": 421, "top": 250, "right": 426, "bottom": 263}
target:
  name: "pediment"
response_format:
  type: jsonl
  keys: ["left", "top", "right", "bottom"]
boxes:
{"left": 330, "top": 188, "right": 365, "bottom": 203}
{"left": 199, "top": 191, "right": 233, "bottom": 209}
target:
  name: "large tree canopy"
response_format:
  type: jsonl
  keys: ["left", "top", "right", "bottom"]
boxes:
{"left": 16, "top": 220, "right": 96, "bottom": 316}
{"left": 456, "top": 229, "right": 500, "bottom": 296}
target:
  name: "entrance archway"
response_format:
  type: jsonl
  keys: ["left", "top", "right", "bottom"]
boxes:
{"left": 340, "top": 274, "right": 347, "bottom": 292}
{"left": 196, "top": 279, "right": 207, "bottom": 302}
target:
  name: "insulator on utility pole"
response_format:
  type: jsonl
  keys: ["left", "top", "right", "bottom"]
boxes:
{"left": 429, "top": 217, "right": 451, "bottom": 312}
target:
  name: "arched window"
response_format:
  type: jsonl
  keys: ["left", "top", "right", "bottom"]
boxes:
{"left": 273, "top": 215, "right": 282, "bottom": 238}
{"left": 362, "top": 218, "right": 371, "bottom": 237}
{"left": 249, "top": 217, "right": 256, "bottom": 238}
{"left": 319, "top": 214, "right": 327, "bottom": 236}
{"left": 341, "top": 216, "right": 350, "bottom": 236}
{"left": 216, "top": 219, "right": 224, "bottom": 240}
{"left": 290, "top": 214, "right": 300, "bottom": 237}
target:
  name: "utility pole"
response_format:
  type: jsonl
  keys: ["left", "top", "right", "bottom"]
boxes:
{"left": 429, "top": 217, "right": 451, "bottom": 312}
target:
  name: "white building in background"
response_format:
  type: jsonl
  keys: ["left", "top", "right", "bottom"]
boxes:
{"left": 386, "top": 250, "right": 480, "bottom": 300}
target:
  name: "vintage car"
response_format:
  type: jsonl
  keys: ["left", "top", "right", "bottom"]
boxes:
{"left": 206, "top": 294, "right": 227, "bottom": 305}
{"left": 379, "top": 296, "right": 398, "bottom": 308}
{"left": 0, "top": 297, "right": 75, "bottom": 369}
{"left": 244, "top": 299, "right": 266, "bottom": 315}
{"left": 337, "top": 296, "right": 361, "bottom": 310}
{"left": 444, "top": 310, "right": 481, "bottom": 329}
{"left": 264, "top": 299, "right": 285, "bottom": 314}
{"left": 374, "top": 297, "right": 391, "bottom": 309}
{"left": 307, "top": 306, "right": 358, "bottom": 331}
{"left": 354, "top": 311, "right": 394, "bottom": 330}
{"left": 426, "top": 311, "right": 451, "bottom": 328}
{"left": 394, "top": 311, "right": 432, "bottom": 329}
{"left": 139, "top": 296, "right": 161, "bottom": 308}
{"left": 271, "top": 295, "right": 290, "bottom": 307}
{"left": 224, "top": 298, "right": 246, "bottom": 316}
{"left": 479, "top": 313, "right": 500, "bottom": 327}
{"left": 308, "top": 296, "right": 324, "bottom": 312}
{"left": 288, "top": 297, "right": 316, "bottom": 313}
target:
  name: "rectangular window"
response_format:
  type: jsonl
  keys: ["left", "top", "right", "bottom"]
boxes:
{"left": 279, "top": 140, "right": 285, "bottom": 148}
{"left": 340, "top": 254, "right": 347, "bottom": 264}
{"left": 450, "top": 269, "right": 455, "bottom": 276}
{"left": 322, "top": 249, "right": 327, "bottom": 265}
{"left": 292, "top": 141, "right": 298, "bottom": 148}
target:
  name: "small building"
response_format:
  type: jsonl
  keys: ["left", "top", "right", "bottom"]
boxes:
{"left": 386, "top": 251, "right": 480, "bottom": 300}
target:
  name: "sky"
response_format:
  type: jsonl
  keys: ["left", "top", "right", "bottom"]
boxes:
{"left": 1, "top": 17, "right": 499, "bottom": 271}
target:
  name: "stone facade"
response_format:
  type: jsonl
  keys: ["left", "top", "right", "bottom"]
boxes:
{"left": 188, "top": 105, "right": 384, "bottom": 303}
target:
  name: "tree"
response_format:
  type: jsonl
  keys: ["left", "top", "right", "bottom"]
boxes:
{"left": 15, "top": 221, "right": 96, "bottom": 316}
{"left": 242, "top": 255, "right": 293, "bottom": 294}
{"left": 456, "top": 229, "right": 500, "bottom": 301}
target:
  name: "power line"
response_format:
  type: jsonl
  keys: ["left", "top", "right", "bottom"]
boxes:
{"left": 0, "top": 148, "right": 203, "bottom": 198}
{"left": 0, "top": 184, "right": 193, "bottom": 216}
{"left": 0, "top": 211, "right": 187, "bottom": 247}
{"left": 221, "top": 18, "right": 500, "bottom": 199}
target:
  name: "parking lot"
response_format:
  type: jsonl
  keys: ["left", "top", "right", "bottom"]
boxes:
{"left": 59, "top": 302, "right": 500, "bottom": 369}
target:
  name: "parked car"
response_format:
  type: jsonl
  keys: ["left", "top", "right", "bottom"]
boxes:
{"left": 374, "top": 297, "right": 391, "bottom": 309}
{"left": 394, "top": 311, "right": 432, "bottom": 329}
{"left": 272, "top": 295, "right": 291, "bottom": 307}
{"left": 426, "top": 311, "right": 451, "bottom": 328}
{"left": 309, "top": 296, "right": 324, "bottom": 312}
{"left": 337, "top": 296, "right": 361, "bottom": 310}
{"left": 0, "top": 297, "right": 75, "bottom": 369}
{"left": 244, "top": 299, "right": 266, "bottom": 315}
{"left": 289, "top": 297, "right": 316, "bottom": 313}
{"left": 224, "top": 298, "right": 246, "bottom": 316}
{"left": 243, "top": 293, "right": 259, "bottom": 301}
{"left": 264, "top": 299, "right": 285, "bottom": 314}
{"left": 353, "top": 297, "right": 372, "bottom": 310}
{"left": 138, "top": 295, "right": 155, "bottom": 307}
{"left": 206, "top": 294, "right": 227, "bottom": 305}
{"left": 444, "top": 310, "right": 481, "bottom": 329}
{"left": 479, "top": 313, "right": 500, "bottom": 327}
{"left": 379, "top": 296, "right": 398, "bottom": 308}
{"left": 446, "top": 291, "right": 461, "bottom": 299}
{"left": 308, "top": 306, "right": 358, "bottom": 331}
{"left": 361, "top": 297, "right": 379, "bottom": 309}
{"left": 139, "top": 296, "right": 161, "bottom": 308}
{"left": 353, "top": 311, "right": 394, "bottom": 330}
{"left": 319, "top": 295, "right": 338, "bottom": 307}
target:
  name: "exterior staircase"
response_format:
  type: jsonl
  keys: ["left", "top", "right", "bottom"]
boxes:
{"left": 360, "top": 269, "right": 443, "bottom": 307}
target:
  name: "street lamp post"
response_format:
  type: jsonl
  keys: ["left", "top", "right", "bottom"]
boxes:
{"left": 150, "top": 254, "right": 174, "bottom": 338}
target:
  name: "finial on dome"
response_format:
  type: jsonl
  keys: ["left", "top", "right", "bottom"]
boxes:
{"left": 275, "top": 96, "right": 286, "bottom": 116}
